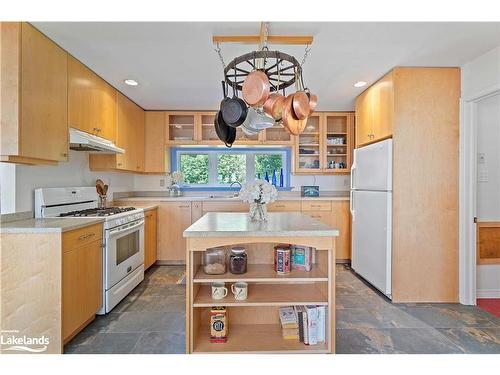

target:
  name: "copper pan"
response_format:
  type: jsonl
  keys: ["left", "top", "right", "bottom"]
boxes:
{"left": 242, "top": 70, "right": 270, "bottom": 107}
{"left": 263, "top": 93, "right": 286, "bottom": 121}
{"left": 282, "top": 94, "right": 307, "bottom": 136}
{"left": 308, "top": 92, "right": 318, "bottom": 114}
{"left": 292, "top": 90, "right": 310, "bottom": 120}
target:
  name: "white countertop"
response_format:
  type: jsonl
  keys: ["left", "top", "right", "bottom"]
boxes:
{"left": 116, "top": 191, "right": 349, "bottom": 203}
{"left": 0, "top": 217, "right": 105, "bottom": 234}
{"left": 183, "top": 212, "right": 339, "bottom": 238}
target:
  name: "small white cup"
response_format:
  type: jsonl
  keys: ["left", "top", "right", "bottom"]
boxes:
{"left": 211, "top": 282, "right": 228, "bottom": 300}
{"left": 231, "top": 282, "right": 248, "bottom": 301}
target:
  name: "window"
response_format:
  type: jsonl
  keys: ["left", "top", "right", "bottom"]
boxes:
{"left": 173, "top": 147, "right": 290, "bottom": 188}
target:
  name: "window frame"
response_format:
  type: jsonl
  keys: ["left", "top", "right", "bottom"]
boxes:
{"left": 171, "top": 147, "right": 291, "bottom": 190}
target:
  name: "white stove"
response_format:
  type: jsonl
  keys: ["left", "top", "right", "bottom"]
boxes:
{"left": 35, "top": 187, "right": 145, "bottom": 314}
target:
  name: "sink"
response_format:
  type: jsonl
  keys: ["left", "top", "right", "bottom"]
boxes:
{"left": 208, "top": 194, "right": 239, "bottom": 199}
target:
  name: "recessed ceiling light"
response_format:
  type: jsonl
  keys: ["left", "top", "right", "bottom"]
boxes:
{"left": 353, "top": 81, "right": 367, "bottom": 88}
{"left": 124, "top": 79, "right": 139, "bottom": 86}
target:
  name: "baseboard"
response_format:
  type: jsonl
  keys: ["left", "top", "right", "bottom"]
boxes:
{"left": 476, "top": 289, "right": 500, "bottom": 298}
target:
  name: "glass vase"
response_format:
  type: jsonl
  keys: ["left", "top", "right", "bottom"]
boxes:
{"left": 249, "top": 202, "right": 268, "bottom": 222}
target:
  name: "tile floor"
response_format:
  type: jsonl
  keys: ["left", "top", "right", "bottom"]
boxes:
{"left": 64, "top": 265, "right": 500, "bottom": 354}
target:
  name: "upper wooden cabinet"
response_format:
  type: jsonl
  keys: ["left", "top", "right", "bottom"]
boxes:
{"left": 355, "top": 71, "right": 394, "bottom": 147}
{"left": 294, "top": 112, "right": 354, "bottom": 174}
{"left": 89, "top": 92, "right": 145, "bottom": 172}
{"left": 1, "top": 22, "right": 68, "bottom": 165}
{"left": 68, "top": 55, "right": 117, "bottom": 141}
{"left": 145, "top": 111, "right": 167, "bottom": 173}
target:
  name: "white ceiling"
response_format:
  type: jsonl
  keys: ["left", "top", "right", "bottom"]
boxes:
{"left": 33, "top": 22, "right": 500, "bottom": 111}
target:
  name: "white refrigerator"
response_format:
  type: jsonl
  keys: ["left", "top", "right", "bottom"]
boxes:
{"left": 350, "top": 139, "right": 393, "bottom": 298}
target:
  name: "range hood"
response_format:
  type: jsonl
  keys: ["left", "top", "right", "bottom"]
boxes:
{"left": 69, "top": 128, "right": 124, "bottom": 154}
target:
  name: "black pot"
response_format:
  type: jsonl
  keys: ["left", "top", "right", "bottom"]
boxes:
{"left": 214, "top": 110, "right": 236, "bottom": 148}
{"left": 221, "top": 81, "right": 247, "bottom": 128}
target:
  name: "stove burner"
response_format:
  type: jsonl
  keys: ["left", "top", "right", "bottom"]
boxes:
{"left": 59, "top": 207, "right": 136, "bottom": 217}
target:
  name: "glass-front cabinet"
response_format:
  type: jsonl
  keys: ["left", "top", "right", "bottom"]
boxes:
{"left": 294, "top": 112, "right": 354, "bottom": 174}
{"left": 295, "top": 114, "right": 322, "bottom": 173}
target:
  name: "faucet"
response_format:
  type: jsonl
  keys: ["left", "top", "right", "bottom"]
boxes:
{"left": 229, "top": 181, "right": 242, "bottom": 197}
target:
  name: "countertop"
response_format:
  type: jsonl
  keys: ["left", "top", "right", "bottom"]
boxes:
{"left": 0, "top": 217, "right": 105, "bottom": 234}
{"left": 183, "top": 212, "right": 339, "bottom": 238}
{"left": 116, "top": 191, "right": 349, "bottom": 203}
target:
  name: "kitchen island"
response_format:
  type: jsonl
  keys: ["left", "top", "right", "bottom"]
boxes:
{"left": 183, "top": 212, "right": 339, "bottom": 354}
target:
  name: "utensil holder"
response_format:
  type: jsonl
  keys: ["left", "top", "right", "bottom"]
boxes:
{"left": 98, "top": 195, "right": 107, "bottom": 208}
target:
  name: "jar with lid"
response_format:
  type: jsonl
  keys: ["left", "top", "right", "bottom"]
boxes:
{"left": 203, "top": 248, "right": 227, "bottom": 275}
{"left": 229, "top": 246, "right": 247, "bottom": 274}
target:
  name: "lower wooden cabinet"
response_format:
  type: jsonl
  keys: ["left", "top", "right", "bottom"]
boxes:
{"left": 157, "top": 202, "right": 192, "bottom": 262}
{"left": 62, "top": 225, "right": 103, "bottom": 343}
{"left": 144, "top": 208, "right": 158, "bottom": 270}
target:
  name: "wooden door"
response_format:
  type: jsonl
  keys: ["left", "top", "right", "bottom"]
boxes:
{"left": 68, "top": 55, "right": 116, "bottom": 141}
{"left": 191, "top": 201, "right": 203, "bottom": 222}
{"left": 62, "top": 247, "right": 80, "bottom": 341}
{"left": 144, "top": 209, "right": 158, "bottom": 270}
{"left": 144, "top": 112, "right": 166, "bottom": 173}
{"left": 371, "top": 71, "right": 394, "bottom": 142}
{"left": 332, "top": 201, "right": 351, "bottom": 260}
{"left": 79, "top": 240, "right": 103, "bottom": 319}
{"left": 355, "top": 88, "right": 373, "bottom": 147}
{"left": 135, "top": 107, "right": 145, "bottom": 172}
{"left": 157, "top": 202, "right": 192, "bottom": 262}
{"left": 20, "top": 23, "right": 68, "bottom": 162}
{"left": 115, "top": 92, "right": 142, "bottom": 171}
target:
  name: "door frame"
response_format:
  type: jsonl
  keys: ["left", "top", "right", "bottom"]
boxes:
{"left": 459, "top": 84, "right": 500, "bottom": 305}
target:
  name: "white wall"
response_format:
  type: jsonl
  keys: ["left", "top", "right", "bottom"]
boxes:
{"left": 462, "top": 45, "right": 500, "bottom": 299}
{"left": 0, "top": 151, "right": 135, "bottom": 214}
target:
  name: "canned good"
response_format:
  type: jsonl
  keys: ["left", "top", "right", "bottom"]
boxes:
{"left": 274, "top": 245, "right": 291, "bottom": 274}
{"left": 210, "top": 306, "right": 228, "bottom": 343}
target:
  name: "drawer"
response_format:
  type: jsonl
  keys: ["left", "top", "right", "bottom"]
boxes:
{"left": 303, "top": 211, "right": 333, "bottom": 226}
{"left": 63, "top": 223, "right": 103, "bottom": 251}
{"left": 202, "top": 201, "right": 249, "bottom": 212}
{"left": 267, "top": 201, "right": 301, "bottom": 212}
{"left": 301, "top": 200, "right": 332, "bottom": 211}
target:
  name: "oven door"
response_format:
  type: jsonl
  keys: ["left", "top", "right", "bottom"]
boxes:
{"left": 105, "top": 219, "right": 144, "bottom": 290}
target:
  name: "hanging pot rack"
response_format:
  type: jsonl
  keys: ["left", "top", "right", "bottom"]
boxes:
{"left": 223, "top": 50, "right": 302, "bottom": 92}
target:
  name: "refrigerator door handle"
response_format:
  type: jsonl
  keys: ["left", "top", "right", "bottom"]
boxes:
{"left": 350, "top": 190, "right": 355, "bottom": 219}
{"left": 350, "top": 166, "right": 356, "bottom": 189}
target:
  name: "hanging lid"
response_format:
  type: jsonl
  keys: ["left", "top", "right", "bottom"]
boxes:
{"left": 231, "top": 246, "right": 246, "bottom": 255}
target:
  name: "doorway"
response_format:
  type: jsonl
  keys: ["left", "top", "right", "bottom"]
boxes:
{"left": 474, "top": 92, "right": 500, "bottom": 316}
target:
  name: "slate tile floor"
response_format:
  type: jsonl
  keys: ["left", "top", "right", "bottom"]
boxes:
{"left": 65, "top": 265, "right": 500, "bottom": 354}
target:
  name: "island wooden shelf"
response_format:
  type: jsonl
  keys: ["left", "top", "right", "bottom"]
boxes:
{"left": 193, "top": 324, "right": 329, "bottom": 354}
{"left": 193, "top": 264, "right": 328, "bottom": 283}
{"left": 193, "top": 283, "right": 328, "bottom": 307}
{"left": 183, "top": 212, "right": 338, "bottom": 354}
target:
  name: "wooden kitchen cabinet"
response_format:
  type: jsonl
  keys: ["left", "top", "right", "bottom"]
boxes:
{"left": 144, "top": 111, "right": 167, "bottom": 173}
{"left": 62, "top": 224, "right": 103, "bottom": 343}
{"left": 331, "top": 201, "right": 351, "bottom": 260}
{"left": 68, "top": 55, "right": 117, "bottom": 141}
{"left": 157, "top": 202, "right": 192, "bottom": 262}
{"left": 355, "top": 71, "right": 394, "bottom": 147}
{"left": 144, "top": 208, "right": 158, "bottom": 270}
{"left": 294, "top": 113, "right": 354, "bottom": 175}
{"left": 89, "top": 92, "right": 145, "bottom": 172}
{"left": 1, "top": 22, "right": 68, "bottom": 165}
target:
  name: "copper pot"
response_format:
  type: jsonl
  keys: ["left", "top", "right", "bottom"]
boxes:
{"left": 242, "top": 70, "right": 270, "bottom": 107}
{"left": 263, "top": 93, "right": 286, "bottom": 121}
{"left": 282, "top": 94, "right": 307, "bottom": 136}
{"left": 292, "top": 91, "right": 310, "bottom": 120}
{"left": 308, "top": 92, "right": 318, "bottom": 114}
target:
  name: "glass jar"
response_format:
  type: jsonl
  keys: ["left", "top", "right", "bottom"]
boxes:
{"left": 229, "top": 246, "right": 247, "bottom": 274}
{"left": 203, "top": 248, "right": 226, "bottom": 275}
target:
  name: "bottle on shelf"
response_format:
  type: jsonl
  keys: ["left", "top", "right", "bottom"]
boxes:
{"left": 279, "top": 168, "right": 284, "bottom": 188}
{"left": 271, "top": 170, "right": 277, "bottom": 186}
{"left": 265, "top": 171, "right": 269, "bottom": 182}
